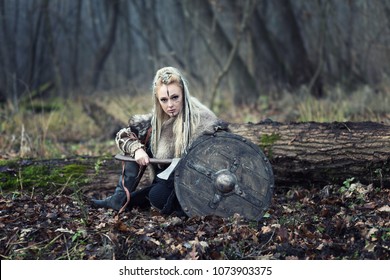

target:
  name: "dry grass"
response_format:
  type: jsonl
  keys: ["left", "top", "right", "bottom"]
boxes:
{"left": 1, "top": 84, "right": 389, "bottom": 159}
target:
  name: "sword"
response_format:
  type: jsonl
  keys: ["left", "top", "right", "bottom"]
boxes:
{"left": 114, "top": 154, "right": 181, "bottom": 180}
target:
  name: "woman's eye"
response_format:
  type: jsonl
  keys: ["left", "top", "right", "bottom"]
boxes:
{"left": 160, "top": 98, "right": 167, "bottom": 102}
{"left": 172, "top": 95, "right": 179, "bottom": 100}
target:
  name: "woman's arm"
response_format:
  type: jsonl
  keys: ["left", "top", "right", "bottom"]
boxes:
{"left": 115, "top": 113, "right": 152, "bottom": 157}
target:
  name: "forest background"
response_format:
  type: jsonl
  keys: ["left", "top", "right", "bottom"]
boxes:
{"left": 0, "top": 0, "right": 389, "bottom": 260}
{"left": 1, "top": 0, "right": 390, "bottom": 158}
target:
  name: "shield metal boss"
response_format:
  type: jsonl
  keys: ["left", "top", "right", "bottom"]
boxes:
{"left": 174, "top": 131, "right": 274, "bottom": 221}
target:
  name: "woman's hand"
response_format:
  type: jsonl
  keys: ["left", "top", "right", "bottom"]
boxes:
{"left": 134, "top": 149, "right": 150, "bottom": 166}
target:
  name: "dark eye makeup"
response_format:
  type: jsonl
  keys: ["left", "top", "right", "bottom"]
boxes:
{"left": 160, "top": 95, "right": 180, "bottom": 103}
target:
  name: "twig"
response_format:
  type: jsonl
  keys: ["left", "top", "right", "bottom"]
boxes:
{"left": 64, "top": 235, "right": 71, "bottom": 260}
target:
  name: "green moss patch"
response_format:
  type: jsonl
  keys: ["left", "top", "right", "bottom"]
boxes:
{"left": 259, "top": 133, "right": 281, "bottom": 158}
{"left": 0, "top": 161, "right": 89, "bottom": 193}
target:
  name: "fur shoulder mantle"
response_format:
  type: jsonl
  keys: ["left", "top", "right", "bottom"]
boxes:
{"left": 128, "top": 113, "right": 152, "bottom": 142}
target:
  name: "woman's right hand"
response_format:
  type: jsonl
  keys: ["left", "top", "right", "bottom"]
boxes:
{"left": 134, "top": 149, "right": 150, "bottom": 166}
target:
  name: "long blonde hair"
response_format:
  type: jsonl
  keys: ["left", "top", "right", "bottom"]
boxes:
{"left": 151, "top": 66, "right": 208, "bottom": 157}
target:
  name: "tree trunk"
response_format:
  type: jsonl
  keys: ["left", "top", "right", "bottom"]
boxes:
{"left": 249, "top": 8, "right": 285, "bottom": 83}
{"left": 42, "top": 0, "right": 63, "bottom": 96}
{"left": 2, "top": 122, "right": 388, "bottom": 190}
{"left": 269, "top": 0, "right": 323, "bottom": 96}
{"left": 90, "top": 0, "right": 119, "bottom": 90}
{"left": 228, "top": 121, "right": 390, "bottom": 187}
{"left": 71, "top": 0, "right": 82, "bottom": 88}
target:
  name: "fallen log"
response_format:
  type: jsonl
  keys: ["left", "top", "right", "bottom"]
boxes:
{"left": 1, "top": 122, "right": 388, "bottom": 191}
{"left": 228, "top": 121, "right": 390, "bottom": 187}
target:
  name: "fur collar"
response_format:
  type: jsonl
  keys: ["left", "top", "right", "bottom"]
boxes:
{"left": 127, "top": 107, "right": 219, "bottom": 159}
{"left": 155, "top": 106, "right": 218, "bottom": 159}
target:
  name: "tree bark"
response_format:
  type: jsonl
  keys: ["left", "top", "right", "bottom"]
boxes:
{"left": 268, "top": 0, "right": 323, "bottom": 96}
{"left": 90, "top": 0, "right": 119, "bottom": 90}
{"left": 2, "top": 122, "right": 388, "bottom": 190}
{"left": 42, "top": 0, "right": 63, "bottom": 96}
{"left": 228, "top": 121, "right": 390, "bottom": 187}
{"left": 71, "top": 0, "right": 82, "bottom": 88}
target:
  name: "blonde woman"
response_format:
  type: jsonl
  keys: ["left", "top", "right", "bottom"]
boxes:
{"left": 92, "top": 66, "right": 221, "bottom": 215}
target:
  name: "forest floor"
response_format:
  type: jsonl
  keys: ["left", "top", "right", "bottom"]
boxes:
{"left": 0, "top": 159, "right": 389, "bottom": 260}
{"left": 0, "top": 89, "right": 389, "bottom": 260}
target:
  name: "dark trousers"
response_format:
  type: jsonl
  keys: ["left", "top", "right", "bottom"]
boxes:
{"left": 126, "top": 163, "right": 183, "bottom": 215}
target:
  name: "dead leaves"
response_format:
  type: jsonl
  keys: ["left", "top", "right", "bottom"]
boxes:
{"left": 378, "top": 205, "right": 390, "bottom": 212}
{"left": 0, "top": 182, "right": 389, "bottom": 260}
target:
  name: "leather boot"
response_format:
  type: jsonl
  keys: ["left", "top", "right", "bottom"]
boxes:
{"left": 91, "top": 162, "right": 139, "bottom": 211}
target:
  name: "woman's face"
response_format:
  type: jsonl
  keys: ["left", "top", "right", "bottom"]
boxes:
{"left": 157, "top": 83, "right": 183, "bottom": 118}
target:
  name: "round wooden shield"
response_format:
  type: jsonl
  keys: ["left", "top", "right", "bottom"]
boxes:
{"left": 174, "top": 131, "right": 274, "bottom": 221}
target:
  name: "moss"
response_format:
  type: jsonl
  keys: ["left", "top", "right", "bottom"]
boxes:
{"left": 259, "top": 133, "right": 281, "bottom": 158}
{"left": 0, "top": 161, "right": 89, "bottom": 193}
{"left": 0, "top": 160, "right": 18, "bottom": 168}
{"left": 60, "top": 163, "right": 88, "bottom": 176}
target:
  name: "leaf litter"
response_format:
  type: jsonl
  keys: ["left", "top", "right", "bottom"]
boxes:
{"left": 0, "top": 181, "right": 388, "bottom": 260}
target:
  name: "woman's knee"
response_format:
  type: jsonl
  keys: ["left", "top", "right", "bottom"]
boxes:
{"left": 148, "top": 182, "right": 174, "bottom": 210}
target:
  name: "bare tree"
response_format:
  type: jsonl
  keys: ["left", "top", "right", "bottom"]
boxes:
{"left": 0, "top": 0, "right": 20, "bottom": 106}
{"left": 90, "top": 0, "right": 120, "bottom": 90}
{"left": 182, "top": 0, "right": 259, "bottom": 106}
{"left": 70, "top": 0, "right": 83, "bottom": 88}
{"left": 209, "top": 0, "right": 257, "bottom": 109}
{"left": 0, "top": 0, "right": 389, "bottom": 103}
{"left": 42, "top": 0, "right": 64, "bottom": 95}
{"left": 267, "top": 0, "right": 323, "bottom": 96}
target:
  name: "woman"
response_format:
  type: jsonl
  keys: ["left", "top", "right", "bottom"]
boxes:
{"left": 92, "top": 66, "right": 221, "bottom": 215}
